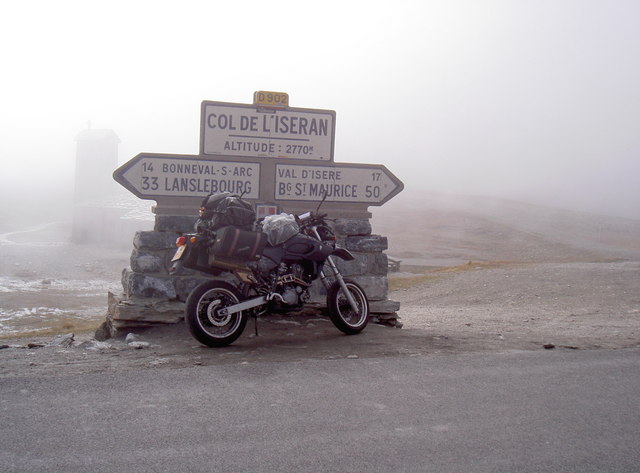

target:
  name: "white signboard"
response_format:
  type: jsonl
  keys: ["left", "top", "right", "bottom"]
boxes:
{"left": 275, "top": 164, "right": 402, "bottom": 204}
{"left": 114, "top": 154, "right": 260, "bottom": 199}
{"left": 201, "top": 102, "right": 335, "bottom": 161}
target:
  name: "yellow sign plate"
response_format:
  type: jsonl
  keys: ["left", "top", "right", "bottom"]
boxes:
{"left": 253, "top": 91, "right": 289, "bottom": 109}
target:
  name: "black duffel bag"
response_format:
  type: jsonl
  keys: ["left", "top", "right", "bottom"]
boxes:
{"left": 210, "top": 226, "right": 267, "bottom": 262}
{"left": 198, "top": 193, "right": 256, "bottom": 231}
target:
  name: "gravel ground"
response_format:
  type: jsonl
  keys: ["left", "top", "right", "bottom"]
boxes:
{"left": 392, "top": 261, "right": 640, "bottom": 351}
{"left": 2, "top": 260, "right": 638, "bottom": 378}
{"left": 1, "top": 199, "right": 638, "bottom": 377}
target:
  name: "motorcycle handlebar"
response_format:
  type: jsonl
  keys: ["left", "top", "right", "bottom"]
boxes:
{"left": 298, "top": 211, "right": 312, "bottom": 222}
{"left": 296, "top": 211, "right": 328, "bottom": 227}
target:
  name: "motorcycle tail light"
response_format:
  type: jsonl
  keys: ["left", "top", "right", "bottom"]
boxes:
{"left": 176, "top": 236, "right": 187, "bottom": 247}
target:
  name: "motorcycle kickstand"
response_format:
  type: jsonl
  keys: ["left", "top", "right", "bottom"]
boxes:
{"left": 252, "top": 309, "right": 266, "bottom": 337}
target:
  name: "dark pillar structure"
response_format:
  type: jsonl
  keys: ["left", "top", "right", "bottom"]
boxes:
{"left": 73, "top": 127, "right": 120, "bottom": 203}
{"left": 72, "top": 128, "right": 138, "bottom": 245}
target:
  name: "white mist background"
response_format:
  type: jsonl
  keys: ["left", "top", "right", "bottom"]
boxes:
{"left": 1, "top": 0, "right": 638, "bottom": 220}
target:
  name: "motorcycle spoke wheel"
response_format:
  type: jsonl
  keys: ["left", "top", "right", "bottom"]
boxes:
{"left": 327, "top": 280, "right": 369, "bottom": 335}
{"left": 186, "top": 281, "right": 247, "bottom": 347}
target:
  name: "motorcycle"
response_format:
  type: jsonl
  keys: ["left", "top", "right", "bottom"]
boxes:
{"left": 170, "top": 193, "right": 369, "bottom": 347}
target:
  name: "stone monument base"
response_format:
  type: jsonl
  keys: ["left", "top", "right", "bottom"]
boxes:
{"left": 97, "top": 213, "right": 401, "bottom": 339}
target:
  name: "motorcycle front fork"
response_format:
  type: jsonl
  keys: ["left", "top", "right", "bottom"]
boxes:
{"left": 309, "top": 223, "right": 361, "bottom": 314}
{"left": 319, "top": 256, "right": 360, "bottom": 313}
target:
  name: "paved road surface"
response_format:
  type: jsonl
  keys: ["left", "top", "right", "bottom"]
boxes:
{"left": 2, "top": 348, "right": 639, "bottom": 472}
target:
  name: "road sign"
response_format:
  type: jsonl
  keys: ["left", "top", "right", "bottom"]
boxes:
{"left": 115, "top": 94, "right": 403, "bottom": 209}
{"left": 274, "top": 163, "right": 403, "bottom": 205}
{"left": 113, "top": 153, "right": 261, "bottom": 200}
{"left": 200, "top": 101, "right": 335, "bottom": 161}
{"left": 253, "top": 91, "right": 289, "bottom": 109}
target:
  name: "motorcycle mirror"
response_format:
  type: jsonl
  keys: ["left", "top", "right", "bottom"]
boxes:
{"left": 315, "top": 190, "right": 328, "bottom": 214}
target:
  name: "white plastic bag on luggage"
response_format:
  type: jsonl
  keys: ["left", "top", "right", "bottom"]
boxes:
{"left": 261, "top": 213, "right": 299, "bottom": 246}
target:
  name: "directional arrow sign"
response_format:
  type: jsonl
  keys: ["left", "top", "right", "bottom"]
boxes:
{"left": 113, "top": 153, "right": 261, "bottom": 200}
{"left": 274, "top": 163, "right": 403, "bottom": 205}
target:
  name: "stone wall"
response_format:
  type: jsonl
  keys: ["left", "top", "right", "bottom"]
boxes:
{"left": 104, "top": 214, "right": 400, "bottom": 335}
{"left": 330, "top": 218, "right": 400, "bottom": 325}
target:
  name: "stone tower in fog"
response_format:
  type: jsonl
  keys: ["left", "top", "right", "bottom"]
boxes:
{"left": 74, "top": 127, "right": 120, "bottom": 203}
{"left": 72, "top": 127, "right": 144, "bottom": 245}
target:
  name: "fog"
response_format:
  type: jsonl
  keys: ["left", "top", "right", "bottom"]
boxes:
{"left": 1, "top": 0, "right": 639, "bottom": 222}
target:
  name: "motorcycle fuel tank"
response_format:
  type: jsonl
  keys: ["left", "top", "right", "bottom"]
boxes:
{"left": 283, "top": 234, "right": 333, "bottom": 262}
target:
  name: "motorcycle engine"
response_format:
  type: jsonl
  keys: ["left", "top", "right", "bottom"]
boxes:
{"left": 280, "top": 286, "right": 301, "bottom": 305}
{"left": 277, "top": 263, "right": 309, "bottom": 306}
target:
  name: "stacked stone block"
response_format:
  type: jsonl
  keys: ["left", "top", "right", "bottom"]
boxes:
{"left": 332, "top": 219, "right": 401, "bottom": 326}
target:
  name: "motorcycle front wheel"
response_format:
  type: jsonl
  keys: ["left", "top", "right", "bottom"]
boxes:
{"left": 327, "top": 279, "right": 369, "bottom": 335}
{"left": 185, "top": 281, "right": 248, "bottom": 347}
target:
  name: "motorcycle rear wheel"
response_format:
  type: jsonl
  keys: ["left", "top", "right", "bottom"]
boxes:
{"left": 327, "top": 279, "right": 369, "bottom": 335}
{"left": 185, "top": 281, "right": 248, "bottom": 347}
